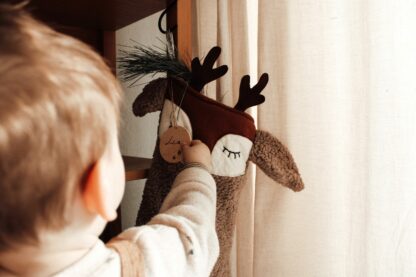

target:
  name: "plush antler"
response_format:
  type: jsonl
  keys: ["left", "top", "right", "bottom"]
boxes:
{"left": 234, "top": 73, "right": 269, "bottom": 112}
{"left": 189, "top": 46, "right": 228, "bottom": 92}
{"left": 131, "top": 47, "right": 228, "bottom": 117}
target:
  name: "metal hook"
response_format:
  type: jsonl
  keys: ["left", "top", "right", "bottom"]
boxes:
{"left": 158, "top": 0, "right": 178, "bottom": 34}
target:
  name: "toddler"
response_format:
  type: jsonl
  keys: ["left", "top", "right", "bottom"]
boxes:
{"left": 0, "top": 4, "right": 218, "bottom": 277}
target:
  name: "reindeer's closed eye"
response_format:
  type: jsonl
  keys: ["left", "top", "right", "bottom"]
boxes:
{"left": 222, "top": 146, "right": 241, "bottom": 159}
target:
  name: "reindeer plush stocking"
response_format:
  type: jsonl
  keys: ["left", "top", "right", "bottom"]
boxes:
{"left": 129, "top": 47, "right": 304, "bottom": 277}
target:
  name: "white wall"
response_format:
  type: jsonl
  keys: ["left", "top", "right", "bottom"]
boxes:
{"left": 116, "top": 11, "right": 166, "bottom": 230}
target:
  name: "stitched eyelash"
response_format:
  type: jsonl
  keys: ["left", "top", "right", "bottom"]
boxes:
{"left": 222, "top": 146, "right": 241, "bottom": 159}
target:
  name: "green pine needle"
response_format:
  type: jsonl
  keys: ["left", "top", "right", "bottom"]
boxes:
{"left": 117, "top": 40, "right": 191, "bottom": 87}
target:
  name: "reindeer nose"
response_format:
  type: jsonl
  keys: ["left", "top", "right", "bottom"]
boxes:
{"left": 168, "top": 78, "right": 257, "bottom": 151}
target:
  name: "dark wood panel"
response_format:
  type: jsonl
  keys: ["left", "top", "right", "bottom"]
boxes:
{"left": 103, "top": 31, "right": 116, "bottom": 73}
{"left": 9, "top": 0, "right": 166, "bottom": 31}
{"left": 177, "top": 0, "right": 192, "bottom": 65}
{"left": 123, "top": 156, "right": 153, "bottom": 181}
{"left": 100, "top": 207, "right": 122, "bottom": 242}
{"left": 53, "top": 25, "right": 103, "bottom": 53}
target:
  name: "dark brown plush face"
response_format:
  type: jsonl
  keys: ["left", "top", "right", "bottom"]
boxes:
{"left": 159, "top": 78, "right": 256, "bottom": 177}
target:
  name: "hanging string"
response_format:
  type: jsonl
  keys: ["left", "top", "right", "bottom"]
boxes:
{"left": 168, "top": 78, "right": 189, "bottom": 126}
{"left": 168, "top": 79, "right": 189, "bottom": 128}
{"left": 176, "top": 82, "right": 189, "bottom": 122}
{"left": 169, "top": 79, "right": 176, "bottom": 127}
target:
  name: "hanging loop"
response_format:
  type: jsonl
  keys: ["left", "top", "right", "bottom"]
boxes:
{"left": 158, "top": 0, "right": 178, "bottom": 34}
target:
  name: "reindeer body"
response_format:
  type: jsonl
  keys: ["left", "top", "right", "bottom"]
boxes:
{"left": 134, "top": 76, "right": 303, "bottom": 277}
{"left": 137, "top": 137, "right": 248, "bottom": 276}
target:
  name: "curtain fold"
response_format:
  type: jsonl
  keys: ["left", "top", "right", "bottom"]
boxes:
{"left": 256, "top": 0, "right": 416, "bottom": 276}
{"left": 192, "top": 0, "right": 249, "bottom": 106}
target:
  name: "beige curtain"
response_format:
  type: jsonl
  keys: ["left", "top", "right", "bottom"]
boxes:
{"left": 255, "top": 0, "right": 416, "bottom": 276}
{"left": 196, "top": 0, "right": 416, "bottom": 276}
{"left": 192, "top": 0, "right": 249, "bottom": 106}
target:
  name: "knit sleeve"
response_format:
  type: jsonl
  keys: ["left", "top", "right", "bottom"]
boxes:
{"left": 116, "top": 167, "right": 219, "bottom": 277}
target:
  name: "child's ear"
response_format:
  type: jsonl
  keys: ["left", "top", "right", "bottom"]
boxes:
{"left": 82, "top": 160, "right": 117, "bottom": 221}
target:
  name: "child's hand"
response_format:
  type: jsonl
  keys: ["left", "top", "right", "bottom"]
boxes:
{"left": 182, "top": 140, "right": 212, "bottom": 171}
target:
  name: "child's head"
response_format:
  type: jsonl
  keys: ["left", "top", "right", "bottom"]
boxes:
{"left": 0, "top": 4, "right": 125, "bottom": 251}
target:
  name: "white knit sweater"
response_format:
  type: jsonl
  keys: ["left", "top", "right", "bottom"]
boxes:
{"left": 54, "top": 167, "right": 219, "bottom": 277}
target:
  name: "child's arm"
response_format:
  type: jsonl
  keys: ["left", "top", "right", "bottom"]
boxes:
{"left": 117, "top": 140, "right": 218, "bottom": 277}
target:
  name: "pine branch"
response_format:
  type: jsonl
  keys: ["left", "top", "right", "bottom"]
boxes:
{"left": 117, "top": 39, "right": 191, "bottom": 87}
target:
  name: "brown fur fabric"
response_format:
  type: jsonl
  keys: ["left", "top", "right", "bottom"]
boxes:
{"left": 249, "top": 130, "right": 304, "bottom": 192}
{"left": 132, "top": 78, "right": 167, "bottom": 117}
{"left": 136, "top": 138, "right": 184, "bottom": 225}
{"left": 210, "top": 172, "right": 249, "bottom": 277}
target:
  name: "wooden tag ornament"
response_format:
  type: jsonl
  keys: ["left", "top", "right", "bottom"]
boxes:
{"left": 159, "top": 126, "right": 191, "bottom": 163}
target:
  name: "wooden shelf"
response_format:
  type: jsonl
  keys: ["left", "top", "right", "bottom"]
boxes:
{"left": 122, "top": 156, "right": 152, "bottom": 181}
{"left": 23, "top": 0, "right": 167, "bottom": 31}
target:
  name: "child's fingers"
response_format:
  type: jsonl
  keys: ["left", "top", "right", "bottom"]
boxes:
{"left": 181, "top": 142, "right": 190, "bottom": 149}
{"left": 190, "top": 139, "right": 202, "bottom": 146}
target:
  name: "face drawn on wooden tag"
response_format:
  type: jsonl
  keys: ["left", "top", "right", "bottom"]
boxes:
{"left": 159, "top": 126, "right": 191, "bottom": 163}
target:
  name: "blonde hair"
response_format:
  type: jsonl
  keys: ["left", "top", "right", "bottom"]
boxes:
{"left": 0, "top": 4, "right": 122, "bottom": 250}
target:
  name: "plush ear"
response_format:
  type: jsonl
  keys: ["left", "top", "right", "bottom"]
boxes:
{"left": 82, "top": 161, "right": 117, "bottom": 221}
{"left": 133, "top": 78, "right": 167, "bottom": 116}
{"left": 249, "top": 130, "right": 304, "bottom": 192}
